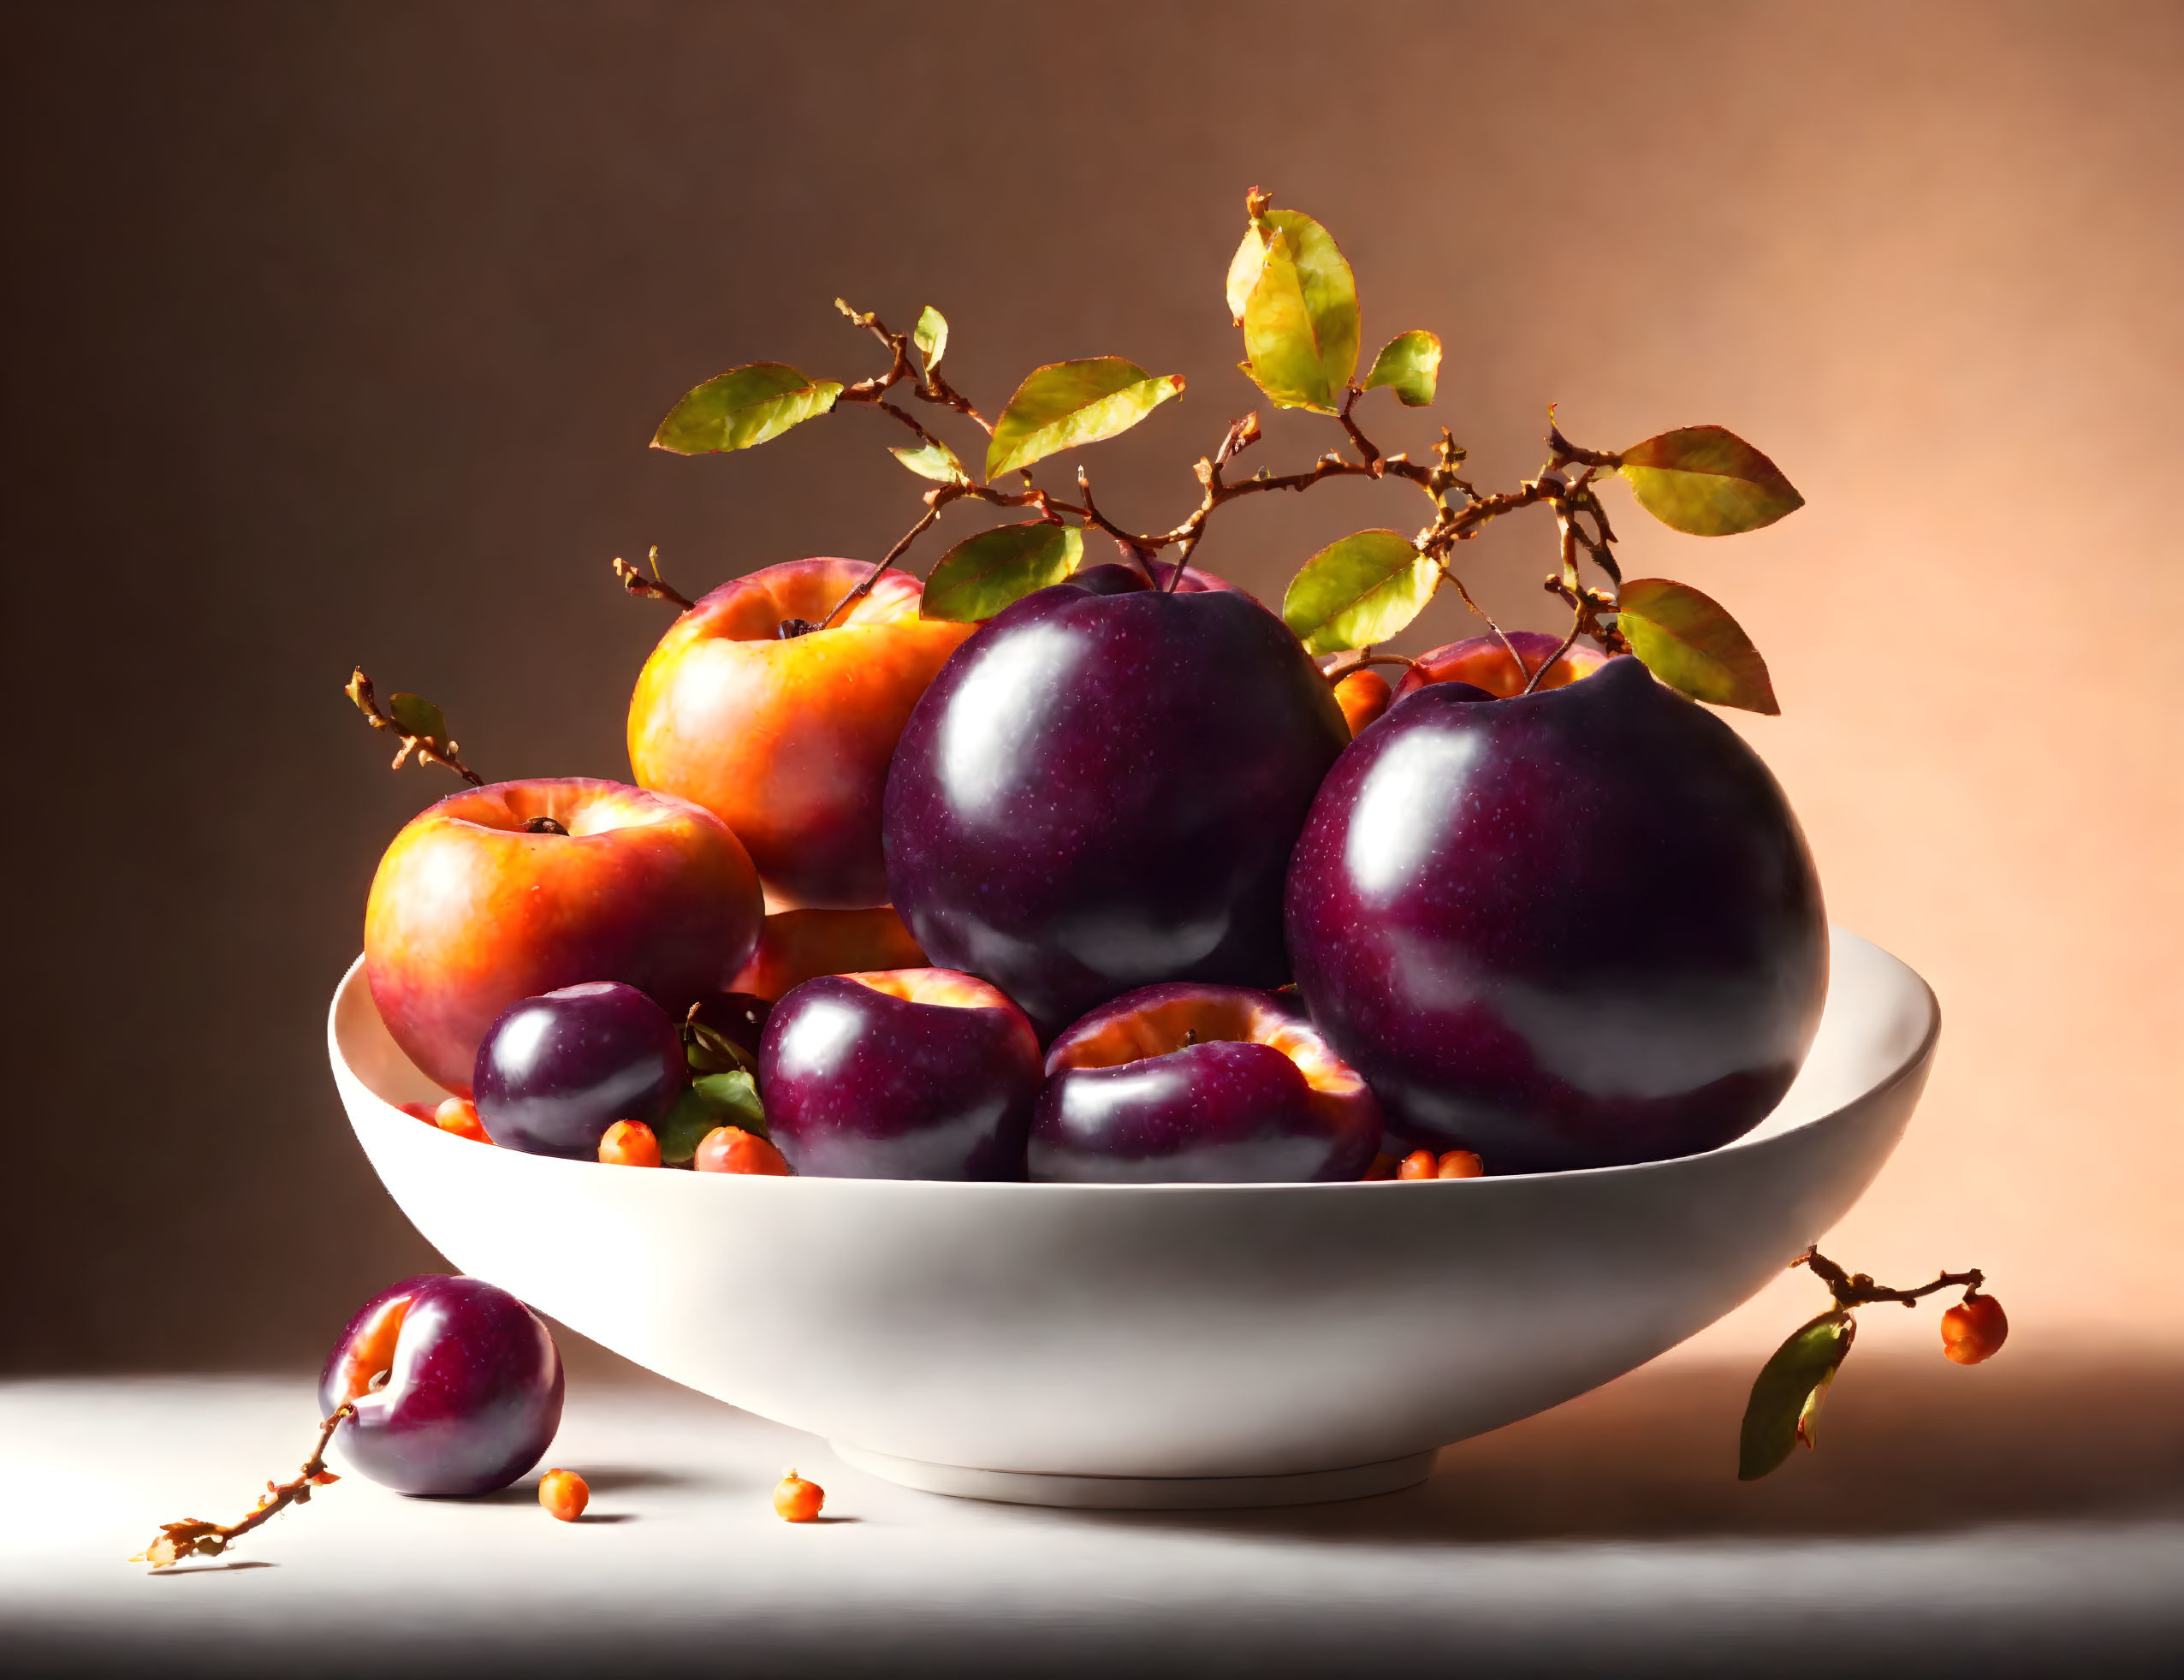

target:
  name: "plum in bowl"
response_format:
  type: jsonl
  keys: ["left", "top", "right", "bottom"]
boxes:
{"left": 328, "top": 929, "right": 1935, "bottom": 1509}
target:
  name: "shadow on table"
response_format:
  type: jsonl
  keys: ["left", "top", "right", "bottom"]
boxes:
{"left": 1090, "top": 1351, "right": 2184, "bottom": 1546}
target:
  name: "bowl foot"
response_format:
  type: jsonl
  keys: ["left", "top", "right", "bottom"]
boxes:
{"left": 829, "top": 1443, "right": 1437, "bottom": 1509}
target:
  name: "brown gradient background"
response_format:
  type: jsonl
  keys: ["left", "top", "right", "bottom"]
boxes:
{"left": 3, "top": 0, "right": 2179, "bottom": 1404}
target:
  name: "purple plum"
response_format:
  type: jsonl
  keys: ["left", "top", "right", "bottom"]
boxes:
{"left": 318, "top": 1274, "right": 563, "bottom": 1496}
{"left": 1031, "top": 982, "right": 1382, "bottom": 1183}
{"left": 1286, "top": 655, "right": 1828, "bottom": 1172}
{"left": 472, "top": 981, "right": 685, "bottom": 1158}
{"left": 759, "top": 968, "right": 1042, "bottom": 1179}
{"left": 882, "top": 572, "right": 1350, "bottom": 1039}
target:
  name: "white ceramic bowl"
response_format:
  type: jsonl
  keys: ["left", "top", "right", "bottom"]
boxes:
{"left": 329, "top": 928, "right": 1937, "bottom": 1509}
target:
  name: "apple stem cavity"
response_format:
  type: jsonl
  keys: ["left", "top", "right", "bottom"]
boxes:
{"left": 130, "top": 1404, "right": 353, "bottom": 1570}
{"left": 522, "top": 816, "right": 569, "bottom": 836}
{"left": 611, "top": 545, "right": 696, "bottom": 614}
{"left": 343, "top": 668, "right": 484, "bottom": 787}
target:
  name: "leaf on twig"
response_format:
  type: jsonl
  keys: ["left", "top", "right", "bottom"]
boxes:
{"left": 1237, "top": 211, "right": 1361, "bottom": 414}
{"left": 1280, "top": 530, "right": 1439, "bottom": 655}
{"left": 652, "top": 363, "right": 844, "bottom": 454}
{"left": 985, "top": 359, "right": 1185, "bottom": 482}
{"left": 914, "top": 306, "right": 949, "bottom": 375}
{"left": 1362, "top": 329, "right": 1442, "bottom": 407}
{"left": 1738, "top": 1309, "right": 1855, "bottom": 1481}
{"left": 889, "top": 438, "right": 969, "bottom": 484}
{"left": 384, "top": 693, "right": 448, "bottom": 750}
{"left": 921, "top": 521, "right": 1084, "bottom": 623}
{"left": 1617, "top": 425, "right": 1803, "bottom": 536}
{"left": 659, "top": 1066, "right": 768, "bottom": 1162}
{"left": 1617, "top": 578, "right": 1779, "bottom": 714}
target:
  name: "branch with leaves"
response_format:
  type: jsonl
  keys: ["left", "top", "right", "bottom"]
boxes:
{"left": 345, "top": 668, "right": 483, "bottom": 786}
{"left": 638, "top": 186, "right": 1802, "bottom": 717}
{"left": 132, "top": 1405, "right": 353, "bottom": 1568}
{"left": 1737, "top": 1247, "right": 2006, "bottom": 1481}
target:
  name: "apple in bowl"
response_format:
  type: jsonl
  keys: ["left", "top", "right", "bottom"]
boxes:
{"left": 1030, "top": 982, "right": 1381, "bottom": 1183}
{"left": 627, "top": 558, "right": 975, "bottom": 910}
{"left": 365, "top": 778, "right": 763, "bottom": 1095}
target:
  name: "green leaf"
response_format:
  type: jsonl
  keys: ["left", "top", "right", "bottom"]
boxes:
{"left": 1738, "top": 1309, "right": 1855, "bottom": 1481}
{"left": 1226, "top": 217, "right": 1273, "bottom": 324}
{"left": 652, "top": 363, "right": 844, "bottom": 455}
{"left": 889, "top": 438, "right": 969, "bottom": 484}
{"left": 1617, "top": 578, "right": 1780, "bottom": 715}
{"left": 385, "top": 692, "right": 448, "bottom": 745}
{"left": 684, "top": 1020, "right": 757, "bottom": 1077}
{"left": 1280, "top": 530, "right": 1439, "bottom": 655}
{"left": 656, "top": 1069, "right": 769, "bottom": 1162}
{"left": 914, "top": 306, "right": 948, "bottom": 375}
{"left": 921, "top": 521, "right": 1084, "bottom": 623}
{"left": 985, "top": 359, "right": 1185, "bottom": 481}
{"left": 1362, "top": 329, "right": 1442, "bottom": 407}
{"left": 1239, "top": 211, "right": 1361, "bottom": 414}
{"left": 1617, "top": 425, "right": 1804, "bottom": 536}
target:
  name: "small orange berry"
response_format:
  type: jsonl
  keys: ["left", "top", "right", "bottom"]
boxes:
{"left": 696, "top": 1125, "right": 792, "bottom": 1176}
{"left": 538, "top": 1468, "right": 590, "bottom": 1523}
{"left": 1436, "top": 1150, "right": 1485, "bottom": 1179}
{"left": 1362, "top": 1153, "right": 1398, "bottom": 1180}
{"left": 399, "top": 1101, "right": 439, "bottom": 1124}
{"left": 435, "top": 1097, "right": 493, "bottom": 1144}
{"left": 1397, "top": 1149, "right": 1438, "bottom": 1180}
{"left": 773, "top": 1469, "right": 824, "bottom": 1523}
{"left": 598, "top": 1119, "right": 662, "bottom": 1167}
{"left": 1940, "top": 1291, "right": 2008, "bottom": 1365}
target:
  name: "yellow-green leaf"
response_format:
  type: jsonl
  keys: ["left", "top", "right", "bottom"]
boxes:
{"left": 889, "top": 438, "right": 968, "bottom": 484}
{"left": 985, "top": 359, "right": 1184, "bottom": 482}
{"left": 1362, "top": 329, "right": 1442, "bottom": 407}
{"left": 1226, "top": 217, "right": 1272, "bottom": 324}
{"left": 914, "top": 306, "right": 948, "bottom": 375}
{"left": 652, "top": 363, "right": 844, "bottom": 454}
{"left": 1239, "top": 210, "right": 1360, "bottom": 414}
{"left": 386, "top": 692, "right": 448, "bottom": 745}
{"left": 1738, "top": 1309, "right": 1855, "bottom": 1481}
{"left": 1280, "top": 530, "right": 1439, "bottom": 655}
{"left": 921, "top": 522, "right": 1083, "bottom": 623}
{"left": 1618, "top": 425, "right": 1803, "bottom": 536}
{"left": 1617, "top": 578, "right": 1780, "bottom": 715}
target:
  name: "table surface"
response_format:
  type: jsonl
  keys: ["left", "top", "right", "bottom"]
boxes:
{"left": 7, "top": 1361, "right": 2181, "bottom": 1678}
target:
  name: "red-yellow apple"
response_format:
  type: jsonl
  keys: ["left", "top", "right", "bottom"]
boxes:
{"left": 729, "top": 905, "right": 929, "bottom": 1001}
{"left": 365, "top": 777, "right": 762, "bottom": 1095}
{"left": 626, "top": 558, "right": 975, "bottom": 910}
{"left": 1393, "top": 629, "right": 1607, "bottom": 701}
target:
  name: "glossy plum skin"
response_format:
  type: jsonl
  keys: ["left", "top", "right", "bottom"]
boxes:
{"left": 1286, "top": 656, "right": 1828, "bottom": 1172}
{"left": 472, "top": 982, "right": 685, "bottom": 1158}
{"left": 760, "top": 969, "right": 1042, "bottom": 1179}
{"left": 1031, "top": 982, "right": 1381, "bottom": 1183}
{"left": 317, "top": 1274, "right": 563, "bottom": 1497}
{"left": 883, "top": 574, "right": 1350, "bottom": 1038}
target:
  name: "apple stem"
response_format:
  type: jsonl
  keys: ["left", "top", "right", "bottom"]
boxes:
{"left": 344, "top": 668, "right": 484, "bottom": 787}
{"left": 612, "top": 547, "right": 695, "bottom": 614}
{"left": 130, "top": 1404, "right": 353, "bottom": 1570}
{"left": 1796, "top": 1246, "right": 1988, "bottom": 1311}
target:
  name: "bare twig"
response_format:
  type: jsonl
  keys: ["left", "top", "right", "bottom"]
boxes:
{"left": 132, "top": 1404, "right": 354, "bottom": 1568}
{"left": 1796, "top": 1247, "right": 1987, "bottom": 1310}
{"left": 611, "top": 546, "right": 695, "bottom": 613}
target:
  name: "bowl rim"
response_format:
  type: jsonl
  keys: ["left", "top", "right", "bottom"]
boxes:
{"left": 329, "top": 929, "right": 1938, "bottom": 1195}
